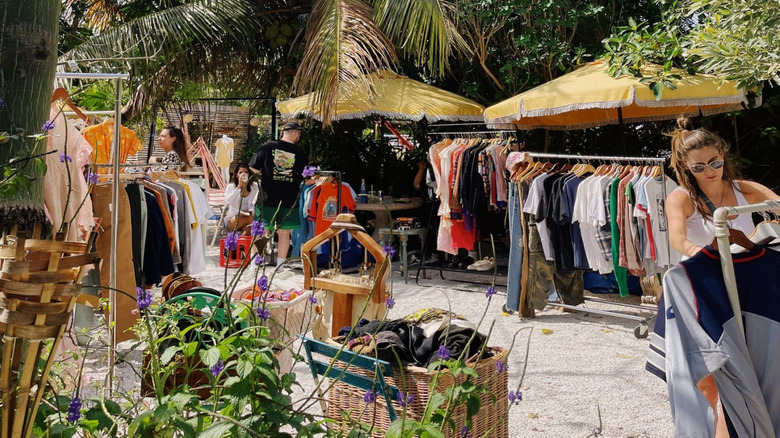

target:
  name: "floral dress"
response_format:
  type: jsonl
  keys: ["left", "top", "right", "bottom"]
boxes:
{"left": 161, "top": 150, "right": 183, "bottom": 171}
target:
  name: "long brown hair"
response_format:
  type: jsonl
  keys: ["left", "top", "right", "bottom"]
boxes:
{"left": 163, "top": 126, "right": 191, "bottom": 170}
{"left": 668, "top": 116, "right": 740, "bottom": 218}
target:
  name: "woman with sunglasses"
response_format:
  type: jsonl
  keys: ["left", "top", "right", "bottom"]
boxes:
{"left": 666, "top": 116, "right": 780, "bottom": 436}
{"left": 667, "top": 116, "right": 779, "bottom": 260}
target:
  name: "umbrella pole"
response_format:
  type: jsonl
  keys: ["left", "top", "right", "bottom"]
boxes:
{"left": 617, "top": 107, "right": 627, "bottom": 155}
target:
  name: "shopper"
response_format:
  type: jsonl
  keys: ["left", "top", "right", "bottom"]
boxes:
{"left": 249, "top": 122, "right": 309, "bottom": 266}
{"left": 152, "top": 126, "right": 190, "bottom": 171}
{"left": 223, "top": 164, "right": 260, "bottom": 235}
{"left": 665, "top": 116, "right": 779, "bottom": 436}
{"left": 667, "top": 116, "right": 779, "bottom": 258}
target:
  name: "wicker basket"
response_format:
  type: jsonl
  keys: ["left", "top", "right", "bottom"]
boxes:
{"left": 233, "top": 288, "right": 313, "bottom": 347}
{"left": 324, "top": 345, "right": 509, "bottom": 438}
{"left": 0, "top": 229, "right": 97, "bottom": 438}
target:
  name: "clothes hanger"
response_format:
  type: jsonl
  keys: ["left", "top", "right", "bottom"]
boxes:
{"left": 51, "top": 87, "right": 88, "bottom": 122}
{"left": 748, "top": 218, "right": 780, "bottom": 245}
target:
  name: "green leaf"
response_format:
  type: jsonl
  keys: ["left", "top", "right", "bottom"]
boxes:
{"left": 16, "top": 176, "right": 31, "bottom": 190}
{"left": 201, "top": 347, "right": 221, "bottom": 367}
{"left": 466, "top": 394, "right": 482, "bottom": 417}
{"left": 34, "top": 157, "right": 47, "bottom": 175}
{"left": 420, "top": 424, "right": 446, "bottom": 438}
{"left": 161, "top": 346, "right": 181, "bottom": 365}
{"left": 236, "top": 358, "right": 254, "bottom": 378}
{"left": 183, "top": 341, "right": 199, "bottom": 356}
{"left": 0, "top": 182, "right": 18, "bottom": 198}
{"left": 651, "top": 81, "right": 664, "bottom": 99}
{"left": 199, "top": 420, "right": 234, "bottom": 438}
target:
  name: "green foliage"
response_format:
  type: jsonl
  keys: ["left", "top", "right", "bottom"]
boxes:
{"left": 602, "top": 4, "right": 695, "bottom": 99}
{"left": 683, "top": 0, "right": 780, "bottom": 90}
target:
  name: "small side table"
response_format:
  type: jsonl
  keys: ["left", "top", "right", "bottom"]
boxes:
{"left": 378, "top": 227, "right": 427, "bottom": 283}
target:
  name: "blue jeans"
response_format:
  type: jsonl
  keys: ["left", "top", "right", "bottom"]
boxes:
{"left": 506, "top": 182, "right": 523, "bottom": 311}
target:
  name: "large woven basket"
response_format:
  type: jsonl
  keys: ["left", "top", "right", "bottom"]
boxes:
{"left": 0, "top": 227, "right": 97, "bottom": 438}
{"left": 325, "top": 345, "right": 509, "bottom": 438}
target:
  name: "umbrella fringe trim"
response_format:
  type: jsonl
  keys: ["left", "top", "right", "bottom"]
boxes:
{"left": 278, "top": 109, "right": 484, "bottom": 123}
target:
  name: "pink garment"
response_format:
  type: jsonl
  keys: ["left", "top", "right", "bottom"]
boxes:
{"left": 45, "top": 107, "right": 94, "bottom": 240}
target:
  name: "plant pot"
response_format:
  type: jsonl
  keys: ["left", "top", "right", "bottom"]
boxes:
{"left": 0, "top": 228, "right": 97, "bottom": 438}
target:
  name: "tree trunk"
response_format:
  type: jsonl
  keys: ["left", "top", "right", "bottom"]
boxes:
{"left": 0, "top": 0, "right": 60, "bottom": 232}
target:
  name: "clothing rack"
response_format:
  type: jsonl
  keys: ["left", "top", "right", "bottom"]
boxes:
{"left": 528, "top": 152, "right": 667, "bottom": 164}
{"left": 522, "top": 151, "right": 669, "bottom": 336}
{"left": 55, "top": 71, "right": 129, "bottom": 393}
{"left": 429, "top": 130, "right": 517, "bottom": 136}
{"left": 713, "top": 200, "right": 780, "bottom": 339}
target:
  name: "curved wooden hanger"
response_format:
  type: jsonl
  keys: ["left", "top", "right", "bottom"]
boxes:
{"left": 51, "top": 87, "right": 88, "bottom": 122}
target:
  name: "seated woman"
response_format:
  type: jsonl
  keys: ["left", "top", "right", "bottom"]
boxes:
{"left": 224, "top": 164, "right": 260, "bottom": 235}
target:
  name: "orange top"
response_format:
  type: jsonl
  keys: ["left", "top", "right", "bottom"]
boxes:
{"left": 82, "top": 120, "right": 143, "bottom": 173}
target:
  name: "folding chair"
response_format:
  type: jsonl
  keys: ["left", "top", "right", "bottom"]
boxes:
{"left": 189, "top": 137, "right": 230, "bottom": 246}
{"left": 301, "top": 336, "right": 400, "bottom": 423}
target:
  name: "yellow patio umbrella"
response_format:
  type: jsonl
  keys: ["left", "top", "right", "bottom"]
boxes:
{"left": 277, "top": 70, "right": 485, "bottom": 123}
{"left": 484, "top": 59, "right": 758, "bottom": 130}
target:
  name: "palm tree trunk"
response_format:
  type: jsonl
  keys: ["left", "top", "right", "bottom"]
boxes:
{"left": 0, "top": 0, "right": 60, "bottom": 232}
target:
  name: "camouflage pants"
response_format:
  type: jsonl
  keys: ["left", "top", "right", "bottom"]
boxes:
{"left": 527, "top": 223, "right": 584, "bottom": 310}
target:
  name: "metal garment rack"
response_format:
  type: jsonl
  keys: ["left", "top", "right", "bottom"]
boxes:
{"left": 524, "top": 152, "right": 669, "bottom": 336}
{"left": 714, "top": 200, "right": 780, "bottom": 339}
{"left": 54, "top": 72, "right": 129, "bottom": 393}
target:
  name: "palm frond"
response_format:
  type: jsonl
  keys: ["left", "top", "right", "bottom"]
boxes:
{"left": 60, "top": 0, "right": 297, "bottom": 121}
{"left": 294, "top": 0, "right": 398, "bottom": 124}
{"left": 373, "top": 0, "right": 469, "bottom": 76}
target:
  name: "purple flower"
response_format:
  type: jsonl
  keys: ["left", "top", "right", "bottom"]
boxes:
{"left": 382, "top": 244, "right": 396, "bottom": 259}
{"left": 0, "top": 98, "right": 5, "bottom": 109}
{"left": 210, "top": 359, "right": 225, "bottom": 377}
{"left": 385, "top": 296, "right": 395, "bottom": 309}
{"left": 256, "top": 306, "right": 270, "bottom": 321}
{"left": 59, "top": 153, "right": 72, "bottom": 163}
{"left": 41, "top": 119, "right": 56, "bottom": 131}
{"left": 256, "top": 275, "right": 269, "bottom": 293}
{"left": 396, "top": 391, "right": 414, "bottom": 407}
{"left": 66, "top": 397, "right": 82, "bottom": 423}
{"left": 302, "top": 165, "right": 318, "bottom": 178}
{"left": 485, "top": 285, "right": 496, "bottom": 297}
{"left": 225, "top": 232, "right": 239, "bottom": 250}
{"left": 136, "top": 287, "right": 152, "bottom": 311}
{"left": 460, "top": 426, "right": 471, "bottom": 438}
{"left": 87, "top": 172, "right": 99, "bottom": 184}
{"left": 254, "top": 254, "right": 265, "bottom": 266}
{"left": 438, "top": 345, "right": 451, "bottom": 361}
{"left": 363, "top": 390, "right": 377, "bottom": 404}
{"left": 508, "top": 390, "right": 523, "bottom": 405}
{"left": 308, "top": 294, "right": 318, "bottom": 304}
{"left": 251, "top": 220, "right": 265, "bottom": 236}
{"left": 496, "top": 360, "right": 507, "bottom": 374}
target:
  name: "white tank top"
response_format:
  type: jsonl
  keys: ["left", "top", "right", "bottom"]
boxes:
{"left": 675, "top": 181, "right": 754, "bottom": 247}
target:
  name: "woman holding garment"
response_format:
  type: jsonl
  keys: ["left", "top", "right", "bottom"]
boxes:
{"left": 666, "top": 116, "right": 780, "bottom": 436}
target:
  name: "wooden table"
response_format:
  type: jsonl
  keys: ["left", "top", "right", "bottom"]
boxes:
{"left": 353, "top": 197, "right": 424, "bottom": 240}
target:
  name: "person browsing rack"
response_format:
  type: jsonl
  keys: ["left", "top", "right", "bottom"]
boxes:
{"left": 224, "top": 164, "right": 260, "bottom": 235}
{"left": 666, "top": 116, "right": 780, "bottom": 259}
{"left": 249, "top": 122, "right": 309, "bottom": 266}
{"left": 665, "top": 116, "right": 780, "bottom": 436}
{"left": 150, "top": 126, "right": 191, "bottom": 171}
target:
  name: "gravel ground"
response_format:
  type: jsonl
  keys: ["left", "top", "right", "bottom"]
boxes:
{"left": 73, "top": 242, "right": 674, "bottom": 437}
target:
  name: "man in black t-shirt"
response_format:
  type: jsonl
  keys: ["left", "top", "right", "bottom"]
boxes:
{"left": 249, "top": 122, "right": 309, "bottom": 266}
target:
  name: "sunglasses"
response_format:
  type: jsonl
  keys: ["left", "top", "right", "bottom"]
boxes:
{"left": 689, "top": 159, "right": 724, "bottom": 173}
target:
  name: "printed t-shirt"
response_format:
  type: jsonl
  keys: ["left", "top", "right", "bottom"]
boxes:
{"left": 307, "top": 182, "right": 356, "bottom": 235}
{"left": 249, "top": 140, "right": 309, "bottom": 208}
